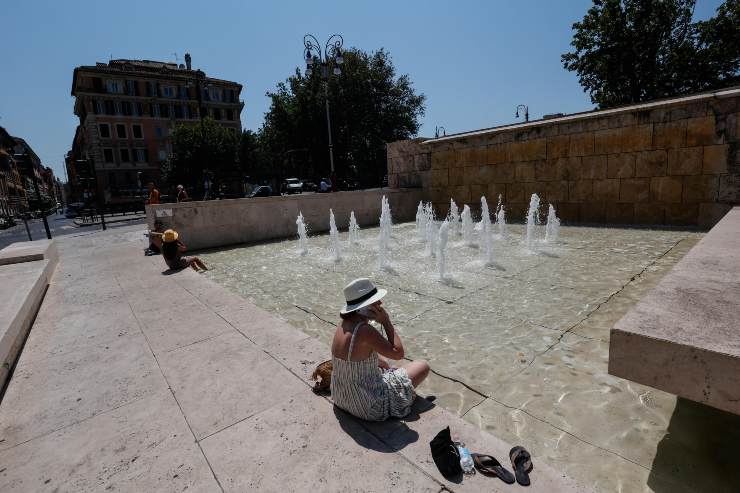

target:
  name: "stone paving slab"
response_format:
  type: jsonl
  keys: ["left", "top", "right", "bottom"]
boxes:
{"left": 0, "top": 260, "right": 53, "bottom": 388}
{"left": 609, "top": 207, "right": 740, "bottom": 414}
{"left": 0, "top": 225, "right": 584, "bottom": 492}
{"left": 0, "top": 239, "right": 57, "bottom": 267}
{"left": 0, "top": 391, "right": 221, "bottom": 492}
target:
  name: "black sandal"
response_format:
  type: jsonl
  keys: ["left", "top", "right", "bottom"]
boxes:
{"left": 509, "top": 446, "right": 533, "bottom": 486}
{"left": 472, "top": 453, "right": 515, "bottom": 484}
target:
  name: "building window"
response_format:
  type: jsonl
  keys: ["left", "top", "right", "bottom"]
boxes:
{"left": 209, "top": 87, "right": 222, "bottom": 102}
{"left": 109, "top": 172, "right": 117, "bottom": 187}
{"left": 106, "top": 80, "right": 123, "bottom": 93}
{"left": 174, "top": 105, "right": 183, "bottom": 119}
{"left": 116, "top": 124, "right": 127, "bottom": 139}
{"left": 132, "top": 124, "right": 143, "bottom": 139}
{"left": 186, "top": 106, "right": 194, "bottom": 119}
{"left": 103, "top": 148, "right": 114, "bottom": 163}
{"left": 135, "top": 148, "right": 148, "bottom": 162}
{"left": 99, "top": 123, "right": 111, "bottom": 138}
{"left": 213, "top": 108, "right": 222, "bottom": 120}
{"left": 114, "top": 101, "right": 123, "bottom": 115}
{"left": 158, "top": 149, "right": 168, "bottom": 161}
{"left": 227, "top": 89, "right": 236, "bottom": 103}
{"left": 155, "top": 127, "right": 164, "bottom": 138}
{"left": 179, "top": 86, "right": 189, "bottom": 99}
{"left": 162, "top": 86, "right": 176, "bottom": 98}
{"left": 120, "top": 148, "right": 130, "bottom": 163}
{"left": 135, "top": 102, "right": 144, "bottom": 116}
{"left": 152, "top": 104, "right": 160, "bottom": 117}
{"left": 159, "top": 104, "right": 170, "bottom": 118}
{"left": 121, "top": 101, "right": 133, "bottom": 116}
{"left": 104, "top": 100, "right": 115, "bottom": 115}
{"left": 146, "top": 81, "right": 157, "bottom": 97}
{"left": 226, "top": 108, "right": 234, "bottom": 121}
{"left": 92, "top": 99, "right": 101, "bottom": 115}
{"left": 125, "top": 80, "right": 138, "bottom": 95}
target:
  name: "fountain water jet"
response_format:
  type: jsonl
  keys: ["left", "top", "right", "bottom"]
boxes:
{"left": 378, "top": 196, "right": 392, "bottom": 269}
{"left": 448, "top": 199, "right": 460, "bottom": 236}
{"left": 545, "top": 204, "right": 560, "bottom": 243}
{"left": 461, "top": 205, "right": 474, "bottom": 246}
{"left": 525, "top": 193, "right": 541, "bottom": 249}
{"left": 495, "top": 194, "right": 507, "bottom": 238}
{"left": 329, "top": 209, "right": 341, "bottom": 262}
{"left": 296, "top": 212, "right": 309, "bottom": 256}
{"left": 348, "top": 211, "right": 360, "bottom": 245}
{"left": 425, "top": 219, "right": 437, "bottom": 257}
{"left": 437, "top": 220, "right": 450, "bottom": 280}
{"left": 415, "top": 202, "right": 425, "bottom": 241}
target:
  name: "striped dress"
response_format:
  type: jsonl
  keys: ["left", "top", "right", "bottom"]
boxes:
{"left": 330, "top": 322, "right": 416, "bottom": 421}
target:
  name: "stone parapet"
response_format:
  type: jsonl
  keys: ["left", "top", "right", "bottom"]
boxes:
{"left": 388, "top": 87, "right": 740, "bottom": 227}
{"left": 609, "top": 207, "right": 740, "bottom": 414}
{"left": 147, "top": 188, "right": 423, "bottom": 251}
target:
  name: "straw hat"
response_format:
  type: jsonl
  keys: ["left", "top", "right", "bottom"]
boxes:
{"left": 162, "top": 229, "right": 178, "bottom": 243}
{"left": 340, "top": 278, "right": 387, "bottom": 314}
{"left": 177, "top": 184, "right": 184, "bottom": 190}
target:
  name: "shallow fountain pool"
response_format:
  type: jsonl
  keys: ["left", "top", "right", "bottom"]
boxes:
{"left": 198, "top": 220, "right": 736, "bottom": 492}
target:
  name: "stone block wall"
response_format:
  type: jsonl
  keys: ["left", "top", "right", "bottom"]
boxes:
{"left": 387, "top": 89, "right": 740, "bottom": 228}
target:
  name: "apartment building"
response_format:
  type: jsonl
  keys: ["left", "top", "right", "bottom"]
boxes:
{"left": 68, "top": 54, "right": 243, "bottom": 203}
{"left": 0, "top": 127, "right": 27, "bottom": 217}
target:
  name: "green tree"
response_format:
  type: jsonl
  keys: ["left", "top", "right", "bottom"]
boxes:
{"left": 161, "top": 117, "right": 239, "bottom": 191}
{"left": 562, "top": 0, "right": 740, "bottom": 108}
{"left": 259, "top": 48, "right": 425, "bottom": 187}
{"left": 238, "top": 129, "right": 271, "bottom": 183}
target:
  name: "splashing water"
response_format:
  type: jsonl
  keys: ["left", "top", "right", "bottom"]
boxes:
{"left": 545, "top": 204, "right": 560, "bottom": 243}
{"left": 461, "top": 205, "right": 474, "bottom": 246}
{"left": 525, "top": 193, "right": 541, "bottom": 249}
{"left": 448, "top": 199, "right": 460, "bottom": 236}
{"left": 378, "top": 196, "right": 393, "bottom": 269}
{"left": 348, "top": 211, "right": 360, "bottom": 245}
{"left": 296, "top": 212, "right": 309, "bottom": 256}
{"left": 495, "top": 194, "right": 507, "bottom": 238}
{"left": 329, "top": 209, "right": 341, "bottom": 262}
{"left": 437, "top": 220, "right": 450, "bottom": 280}
{"left": 481, "top": 214, "right": 494, "bottom": 266}
{"left": 415, "top": 201, "right": 426, "bottom": 241}
{"left": 425, "top": 219, "right": 437, "bottom": 257}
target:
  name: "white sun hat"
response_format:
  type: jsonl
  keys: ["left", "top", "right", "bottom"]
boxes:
{"left": 340, "top": 278, "right": 387, "bottom": 314}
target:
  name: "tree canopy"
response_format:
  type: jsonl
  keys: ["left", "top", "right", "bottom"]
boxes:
{"left": 562, "top": 0, "right": 740, "bottom": 108}
{"left": 259, "top": 47, "right": 425, "bottom": 186}
{"left": 161, "top": 117, "right": 239, "bottom": 189}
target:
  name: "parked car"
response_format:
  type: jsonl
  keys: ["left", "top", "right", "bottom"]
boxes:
{"left": 301, "top": 179, "right": 317, "bottom": 193}
{"left": 283, "top": 178, "right": 303, "bottom": 194}
{"left": 247, "top": 185, "right": 272, "bottom": 198}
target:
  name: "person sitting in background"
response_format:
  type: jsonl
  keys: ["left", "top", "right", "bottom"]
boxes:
{"left": 146, "top": 182, "right": 160, "bottom": 205}
{"left": 176, "top": 185, "right": 189, "bottom": 202}
{"left": 330, "top": 278, "right": 430, "bottom": 421}
{"left": 320, "top": 179, "right": 330, "bottom": 193}
{"left": 145, "top": 220, "right": 165, "bottom": 255}
{"left": 161, "top": 229, "right": 208, "bottom": 272}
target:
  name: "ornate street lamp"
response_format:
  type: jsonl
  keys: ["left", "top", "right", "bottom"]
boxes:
{"left": 515, "top": 104, "right": 529, "bottom": 123}
{"left": 303, "top": 33, "right": 344, "bottom": 189}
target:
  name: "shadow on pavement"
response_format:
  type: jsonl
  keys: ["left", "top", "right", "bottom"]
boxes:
{"left": 648, "top": 397, "right": 740, "bottom": 492}
{"left": 333, "top": 395, "right": 436, "bottom": 453}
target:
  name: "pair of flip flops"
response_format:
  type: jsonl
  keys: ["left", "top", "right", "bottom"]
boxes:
{"left": 471, "top": 446, "right": 533, "bottom": 486}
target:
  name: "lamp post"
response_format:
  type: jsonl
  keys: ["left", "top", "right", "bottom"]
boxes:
{"left": 435, "top": 126, "right": 447, "bottom": 138}
{"left": 303, "top": 33, "right": 344, "bottom": 191}
{"left": 515, "top": 104, "right": 529, "bottom": 123}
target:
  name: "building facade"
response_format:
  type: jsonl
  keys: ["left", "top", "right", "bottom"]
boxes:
{"left": 68, "top": 54, "right": 244, "bottom": 203}
{"left": 0, "top": 127, "right": 27, "bottom": 218}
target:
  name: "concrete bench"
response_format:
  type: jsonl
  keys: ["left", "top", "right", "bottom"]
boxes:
{"left": 609, "top": 207, "right": 740, "bottom": 414}
{"left": 0, "top": 239, "right": 58, "bottom": 267}
{"left": 0, "top": 260, "right": 55, "bottom": 388}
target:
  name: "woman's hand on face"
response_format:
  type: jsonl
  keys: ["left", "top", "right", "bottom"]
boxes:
{"left": 368, "top": 305, "right": 391, "bottom": 326}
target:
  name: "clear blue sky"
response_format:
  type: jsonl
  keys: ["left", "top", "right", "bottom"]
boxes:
{"left": 0, "top": 0, "right": 724, "bottom": 180}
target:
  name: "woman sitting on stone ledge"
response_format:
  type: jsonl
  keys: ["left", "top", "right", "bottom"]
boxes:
{"left": 161, "top": 229, "right": 209, "bottom": 272}
{"left": 330, "top": 278, "right": 430, "bottom": 421}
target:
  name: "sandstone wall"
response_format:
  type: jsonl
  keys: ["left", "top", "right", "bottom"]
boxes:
{"left": 388, "top": 89, "right": 740, "bottom": 228}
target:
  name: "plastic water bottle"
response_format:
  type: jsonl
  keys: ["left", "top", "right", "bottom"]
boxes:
{"left": 453, "top": 434, "right": 475, "bottom": 474}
